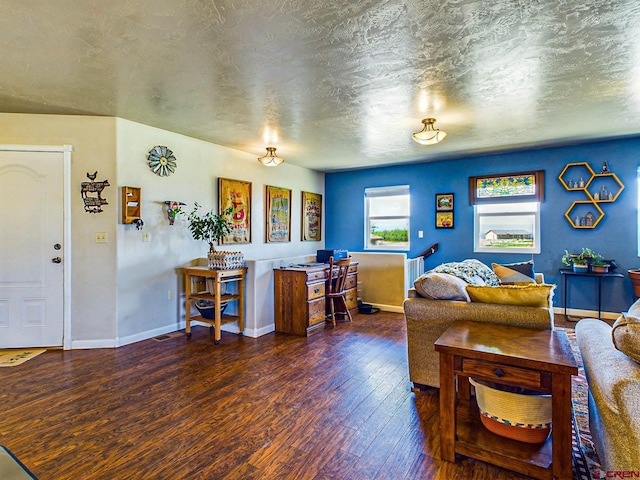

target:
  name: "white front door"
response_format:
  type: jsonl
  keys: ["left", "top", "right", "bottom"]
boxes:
{"left": 0, "top": 149, "right": 65, "bottom": 347}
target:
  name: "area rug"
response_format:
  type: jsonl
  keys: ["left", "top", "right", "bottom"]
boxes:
{"left": 0, "top": 349, "right": 46, "bottom": 367}
{"left": 558, "top": 327, "right": 604, "bottom": 480}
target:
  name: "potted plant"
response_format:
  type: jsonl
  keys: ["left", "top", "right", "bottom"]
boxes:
{"left": 562, "top": 248, "right": 599, "bottom": 273}
{"left": 591, "top": 258, "right": 610, "bottom": 273}
{"left": 629, "top": 269, "right": 640, "bottom": 297}
{"left": 186, "top": 202, "right": 234, "bottom": 262}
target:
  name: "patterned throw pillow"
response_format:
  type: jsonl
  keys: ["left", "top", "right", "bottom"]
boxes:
{"left": 431, "top": 259, "right": 501, "bottom": 286}
{"left": 492, "top": 260, "right": 536, "bottom": 284}
{"left": 611, "top": 313, "right": 640, "bottom": 364}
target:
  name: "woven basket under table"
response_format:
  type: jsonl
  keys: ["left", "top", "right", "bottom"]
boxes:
{"left": 469, "top": 377, "right": 552, "bottom": 444}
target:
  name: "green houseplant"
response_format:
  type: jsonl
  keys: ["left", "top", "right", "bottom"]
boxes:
{"left": 186, "top": 202, "right": 234, "bottom": 255}
{"left": 591, "top": 257, "right": 610, "bottom": 273}
{"left": 562, "top": 248, "right": 601, "bottom": 273}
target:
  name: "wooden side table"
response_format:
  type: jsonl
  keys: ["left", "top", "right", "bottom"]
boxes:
{"left": 183, "top": 266, "right": 247, "bottom": 344}
{"left": 434, "top": 320, "right": 578, "bottom": 480}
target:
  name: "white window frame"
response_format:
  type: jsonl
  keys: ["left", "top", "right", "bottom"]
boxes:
{"left": 364, "top": 185, "right": 410, "bottom": 251}
{"left": 474, "top": 201, "right": 541, "bottom": 254}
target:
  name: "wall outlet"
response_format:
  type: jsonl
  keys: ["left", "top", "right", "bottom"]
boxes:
{"left": 95, "top": 232, "right": 107, "bottom": 243}
{"left": 142, "top": 232, "right": 151, "bottom": 242}
{"left": 168, "top": 290, "right": 175, "bottom": 300}
{"left": 418, "top": 230, "right": 424, "bottom": 238}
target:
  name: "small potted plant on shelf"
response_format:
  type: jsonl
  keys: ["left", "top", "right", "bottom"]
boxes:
{"left": 591, "top": 257, "right": 611, "bottom": 273}
{"left": 562, "top": 248, "right": 599, "bottom": 273}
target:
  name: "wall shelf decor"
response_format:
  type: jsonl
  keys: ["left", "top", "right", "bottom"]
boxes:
{"left": 558, "top": 162, "right": 624, "bottom": 229}
{"left": 121, "top": 186, "right": 142, "bottom": 224}
{"left": 81, "top": 171, "right": 110, "bottom": 213}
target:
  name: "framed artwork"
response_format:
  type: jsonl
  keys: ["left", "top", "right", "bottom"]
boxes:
{"left": 301, "top": 191, "right": 322, "bottom": 241}
{"left": 218, "top": 177, "right": 251, "bottom": 244}
{"left": 436, "top": 211, "right": 454, "bottom": 229}
{"left": 468, "top": 170, "right": 544, "bottom": 204}
{"left": 265, "top": 185, "right": 291, "bottom": 243}
{"left": 436, "top": 193, "right": 454, "bottom": 211}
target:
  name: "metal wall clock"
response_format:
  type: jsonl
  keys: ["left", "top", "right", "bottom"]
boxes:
{"left": 147, "top": 145, "right": 177, "bottom": 177}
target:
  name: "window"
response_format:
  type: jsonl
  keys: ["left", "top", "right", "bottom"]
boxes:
{"left": 474, "top": 202, "right": 540, "bottom": 254}
{"left": 364, "top": 185, "right": 409, "bottom": 250}
{"left": 470, "top": 171, "right": 544, "bottom": 254}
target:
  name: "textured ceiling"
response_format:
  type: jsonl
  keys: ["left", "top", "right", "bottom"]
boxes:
{"left": 1, "top": 1, "right": 640, "bottom": 171}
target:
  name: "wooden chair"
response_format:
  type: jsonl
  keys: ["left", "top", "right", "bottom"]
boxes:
{"left": 326, "top": 256, "right": 353, "bottom": 327}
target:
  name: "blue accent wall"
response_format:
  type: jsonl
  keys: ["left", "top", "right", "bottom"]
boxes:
{"left": 325, "top": 136, "right": 640, "bottom": 314}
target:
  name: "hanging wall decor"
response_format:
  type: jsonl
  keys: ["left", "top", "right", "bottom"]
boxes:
{"left": 301, "top": 191, "right": 322, "bottom": 241}
{"left": 147, "top": 145, "right": 177, "bottom": 177}
{"left": 265, "top": 185, "right": 291, "bottom": 242}
{"left": 81, "top": 171, "right": 110, "bottom": 213}
{"left": 219, "top": 177, "right": 252, "bottom": 244}
{"left": 164, "top": 200, "right": 186, "bottom": 225}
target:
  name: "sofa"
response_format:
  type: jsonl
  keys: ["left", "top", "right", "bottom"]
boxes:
{"left": 403, "top": 259, "right": 555, "bottom": 390}
{"left": 575, "top": 300, "right": 640, "bottom": 472}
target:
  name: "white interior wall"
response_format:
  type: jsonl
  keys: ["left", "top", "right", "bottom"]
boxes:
{"left": 0, "top": 113, "right": 118, "bottom": 346}
{"left": 0, "top": 113, "right": 325, "bottom": 348}
{"left": 115, "top": 119, "right": 325, "bottom": 345}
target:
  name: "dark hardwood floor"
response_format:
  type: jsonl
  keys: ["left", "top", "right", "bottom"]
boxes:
{"left": 1, "top": 312, "right": 575, "bottom": 479}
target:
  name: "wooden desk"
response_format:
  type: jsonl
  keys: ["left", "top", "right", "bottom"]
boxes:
{"left": 434, "top": 320, "right": 578, "bottom": 480}
{"left": 274, "top": 262, "right": 358, "bottom": 336}
{"left": 183, "top": 266, "right": 247, "bottom": 345}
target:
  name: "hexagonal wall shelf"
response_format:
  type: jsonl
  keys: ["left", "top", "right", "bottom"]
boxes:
{"left": 558, "top": 162, "right": 624, "bottom": 229}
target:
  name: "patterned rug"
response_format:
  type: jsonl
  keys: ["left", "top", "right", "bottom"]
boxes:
{"left": 560, "top": 327, "right": 603, "bottom": 480}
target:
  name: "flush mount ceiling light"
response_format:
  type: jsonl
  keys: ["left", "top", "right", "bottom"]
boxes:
{"left": 412, "top": 118, "right": 447, "bottom": 145}
{"left": 258, "top": 147, "right": 284, "bottom": 167}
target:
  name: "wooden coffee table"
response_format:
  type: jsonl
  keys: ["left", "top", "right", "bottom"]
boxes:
{"left": 434, "top": 320, "right": 578, "bottom": 480}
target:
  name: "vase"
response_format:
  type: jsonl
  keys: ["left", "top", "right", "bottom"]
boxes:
{"left": 629, "top": 269, "right": 640, "bottom": 297}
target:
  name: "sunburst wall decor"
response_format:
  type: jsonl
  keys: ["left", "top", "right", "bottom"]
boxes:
{"left": 147, "top": 145, "right": 177, "bottom": 177}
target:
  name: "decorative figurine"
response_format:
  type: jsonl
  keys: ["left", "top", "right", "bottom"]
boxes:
{"left": 585, "top": 212, "right": 594, "bottom": 226}
{"left": 601, "top": 160, "right": 610, "bottom": 174}
{"left": 164, "top": 200, "right": 186, "bottom": 225}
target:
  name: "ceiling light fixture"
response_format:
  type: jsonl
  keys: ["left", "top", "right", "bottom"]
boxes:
{"left": 412, "top": 118, "right": 447, "bottom": 145}
{"left": 258, "top": 147, "right": 284, "bottom": 167}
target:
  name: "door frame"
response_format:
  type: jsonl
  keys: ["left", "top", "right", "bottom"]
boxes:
{"left": 0, "top": 144, "right": 72, "bottom": 349}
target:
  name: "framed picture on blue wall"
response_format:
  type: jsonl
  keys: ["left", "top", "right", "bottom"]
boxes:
{"left": 436, "top": 211, "right": 454, "bottom": 229}
{"left": 436, "top": 193, "right": 454, "bottom": 211}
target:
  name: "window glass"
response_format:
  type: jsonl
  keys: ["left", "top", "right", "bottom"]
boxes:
{"left": 365, "top": 186, "right": 410, "bottom": 250}
{"left": 474, "top": 201, "right": 540, "bottom": 254}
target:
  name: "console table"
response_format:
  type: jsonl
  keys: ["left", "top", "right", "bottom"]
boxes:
{"left": 435, "top": 320, "right": 578, "bottom": 480}
{"left": 183, "top": 265, "right": 247, "bottom": 344}
{"left": 559, "top": 268, "right": 623, "bottom": 320}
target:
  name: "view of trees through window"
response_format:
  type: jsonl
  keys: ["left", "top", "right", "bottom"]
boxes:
{"left": 365, "top": 186, "right": 410, "bottom": 250}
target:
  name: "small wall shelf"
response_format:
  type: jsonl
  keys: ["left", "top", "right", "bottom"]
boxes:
{"left": 121, "top": 186, "right": 141, "bottom": 224}
{"left": 558, "top": 162, "right": 624, "bottom": 229}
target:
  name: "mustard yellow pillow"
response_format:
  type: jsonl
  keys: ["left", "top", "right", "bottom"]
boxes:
{"left": 466, "top": 284, "right": 555, "bottom": 307}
